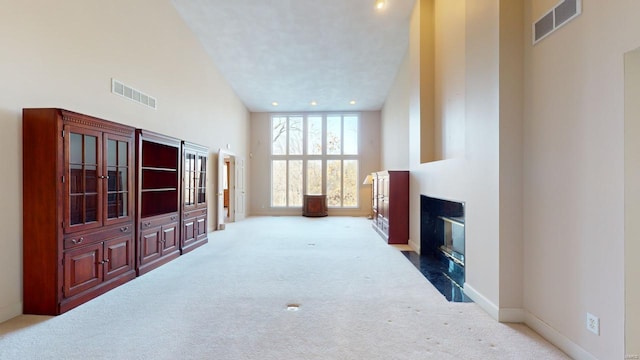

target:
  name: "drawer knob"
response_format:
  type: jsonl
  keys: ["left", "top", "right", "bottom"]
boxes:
{"left": 71, "top": 237, "right": 84, "bottom": 245}
{"left": 120, "top": 226, "right": 129, "bottom": 232}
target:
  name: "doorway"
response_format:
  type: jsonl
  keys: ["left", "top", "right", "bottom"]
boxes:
{"left": 217, "top": 149, "right": 246, "bottom": 230}
{"left": 223, "top": 157, "right": 231, "bottom": 222}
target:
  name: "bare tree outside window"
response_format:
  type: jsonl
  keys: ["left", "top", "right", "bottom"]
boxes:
{"left": 307, "top": 160, "right": 322, "bottom": 195}
{"left": 272, "top": 117, "right": 287, "bottom": 155}
{"left": 327, "top": 116, "right": 342, "bottom": 155}
{"left": 289, "top": 117, "right": 303, "bottom": 155}
{"left": 307, "top": 116, "right": 322, "bottom": 155}
{"left": 271, "top": 160, "right": 286, "bottom": 206}
{"left": 288, "top": 160, "right": 303, "bottom": 206}
{"left": 327, "top": 159, "right": 342, "bottom": 206}
{"left": 271, "top": 114, "right": 359, "bottom": 208}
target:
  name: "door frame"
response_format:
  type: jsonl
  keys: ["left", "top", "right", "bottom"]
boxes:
{"left": 217, "top": 149, "right": 235, "bottom": 230}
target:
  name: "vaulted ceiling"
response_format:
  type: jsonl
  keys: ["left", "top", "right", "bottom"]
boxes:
{"left": 171, "top": 0, "right": 416, "bottom": 112}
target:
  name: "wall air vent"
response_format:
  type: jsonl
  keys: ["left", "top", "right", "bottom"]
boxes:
{"left": 533, "top": 0, "right": 581, "bottom": 45}
{"left": 111, "top": 79, "right": 157, "bottom": 109}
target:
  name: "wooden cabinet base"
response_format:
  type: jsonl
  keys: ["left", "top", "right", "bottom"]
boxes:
{"left": 58, "top": 271, "right": 136, "bottom": 314}
{"left": 303, "top": 195, "right": 328, "bottom": 217}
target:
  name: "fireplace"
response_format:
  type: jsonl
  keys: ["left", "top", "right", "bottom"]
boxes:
{"left": 402, "top": 195, "right": 471, "bottom": 302}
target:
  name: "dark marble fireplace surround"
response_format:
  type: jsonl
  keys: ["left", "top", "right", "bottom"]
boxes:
{"left": 402, "top": 195, "right": 472, "bottom": 302}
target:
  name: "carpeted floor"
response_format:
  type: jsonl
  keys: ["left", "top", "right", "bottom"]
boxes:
{"left": 0, "top": 216, "right": 570, "bottom": 359}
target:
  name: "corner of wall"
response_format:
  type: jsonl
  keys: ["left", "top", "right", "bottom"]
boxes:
{"left": 525, "top": 312, "right": 598, "bottom": 360}
{"left": 0, "top": 302, "right": 22, "bottom": 324}
{"left": 498, "top": 308, "right": 525, "bottom": 323}
{"left": 463, "top": 282, "right": 499, "bottom": 320}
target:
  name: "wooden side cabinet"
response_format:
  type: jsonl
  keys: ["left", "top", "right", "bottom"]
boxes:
{"left": 181, "top": 142, "right": 209, "bottom": 254}
{"left": 371, "top": 170, "right": 409, "bottom": 244}
{"left": 303, "top": 195, "right": 328, "bottom": 217}
{"left": 135, "top": 130, "right": 181, "bottom": 276}
{"left": 23, "top": 108, "right": 136, "bottom": 315}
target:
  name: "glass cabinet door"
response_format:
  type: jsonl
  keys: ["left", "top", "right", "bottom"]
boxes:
{"left": 105, "top": 133, "right": 133, "bottom": 225}
{"left": 196, "top": 153, "right": 207, "bottom": 207}
{"left": 65, "top": 125, "right": 103, "bottom": 233}
{"left": 183, "top": 152, "right": 196, "bottom": 209}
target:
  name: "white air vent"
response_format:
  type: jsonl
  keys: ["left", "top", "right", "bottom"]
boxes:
{"left": 111, "top": 79, "right": 157, "bottom": 109}
{"left": 533, "top": 0, "right": 581, "bottom": 45}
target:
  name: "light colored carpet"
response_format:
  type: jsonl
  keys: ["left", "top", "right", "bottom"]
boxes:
{"left": 0, "top": 216, "right": 569, "bottom": 359}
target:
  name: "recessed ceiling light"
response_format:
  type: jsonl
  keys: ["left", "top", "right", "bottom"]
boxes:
{"left": 375, "top": 0, "right": 386, "bottom": 10}
{"left": 272, "top": 101, "right": 279, "bottom": 106}
{"left": 310, "top": 101, "right": 317, "bottom": 106}
{"left": 349, "top": 100, "right": 356, "bottom": 105}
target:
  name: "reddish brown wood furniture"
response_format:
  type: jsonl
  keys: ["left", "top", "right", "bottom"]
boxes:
{"left": 371, "top": 170, "right": 409, "bottom": 244}
{"left": 135, "top": 130, "right": 181, "bottom": 276}
{"left": 23, "top": 108, "right": 137, "bottom": 315}
{"left": 180, "top": 141, "right": 208, "bottom": 254}
{"left": 302, "top": 194, "right": 328, "bottom": 217}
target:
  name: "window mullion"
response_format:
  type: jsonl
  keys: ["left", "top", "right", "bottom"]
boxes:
{"left": 271, "top": 113, "right": 360, "bottom": 209}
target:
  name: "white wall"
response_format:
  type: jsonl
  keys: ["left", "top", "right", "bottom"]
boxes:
{"left": 624, "top": 46, "right": 640, "bottom": 359}
{"left": 406, "top": 0, "right": 503, "bottom": 313}
{"left": 0, "top": 0, "right": 249, "bottom": 323}
{"left": 381, "top": 52, "right": 410, "bottom": 170}
{"left": 523, "top": 0, "right": 640, "bottom": 358}
{"left": 248, "top": 111, "right": 381, "bottom": 216}
{"left": 384, "top": 0, "right": 640, "bottom": 358}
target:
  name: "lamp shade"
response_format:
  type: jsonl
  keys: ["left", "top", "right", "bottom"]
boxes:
{"left": 362, "top": 174, "right": 373, "bottom": 185}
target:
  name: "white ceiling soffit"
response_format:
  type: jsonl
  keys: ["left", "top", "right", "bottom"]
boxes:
{"left": 171, "top": 0, "right": 416, "bottom": 113}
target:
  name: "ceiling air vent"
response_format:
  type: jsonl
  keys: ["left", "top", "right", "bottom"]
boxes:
{"left": 533, "top": 0, "right": 581, "bottom": 45}
{"left": 111, "top": 79, "right": 157, "bottom": 109}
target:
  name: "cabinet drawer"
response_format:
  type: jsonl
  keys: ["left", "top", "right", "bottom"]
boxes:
{"left": 139, "top": 213, "right": 179, "bottom": 230}
{"left": 183, "top": 208, "right": 206, "bottom": 219}
{"left": 64, "top": 224, "right": 133, "bottom": 249}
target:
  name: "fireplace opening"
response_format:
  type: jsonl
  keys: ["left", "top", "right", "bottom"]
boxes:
{"left": 440, "top": 215, "right": 464, "bottom": 266}
{"left": 402, "top": 195, "right": 471, "bottom": 302}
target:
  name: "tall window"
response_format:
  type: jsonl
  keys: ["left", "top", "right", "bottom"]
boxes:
{"left": 271, "top": 114, "right": 359, "bottom": 208}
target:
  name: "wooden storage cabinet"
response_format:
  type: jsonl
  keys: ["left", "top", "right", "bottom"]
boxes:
{"left": 135, "top": 130, "right": 181, "bottom": 275}
{"left": 181, "top": 142, "right": 209, "bottom": 254}
{"left": 63, "top": 233, "right": 134, "bottom": 300}
{"left": 371, "top": 170, "right": 409, "bottom": 244}
{"left": 23, "top": 108, "right": 136, "bottom": 315}
{"left": 302, "top": 195, "right": 328, "bottom": 217}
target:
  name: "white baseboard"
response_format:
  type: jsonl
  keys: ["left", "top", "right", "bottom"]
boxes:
{"left": 0, "top": 301, "right": 22, "bottom": 324}
{"left": 408, "top": 238, "right": 420, "bottom": 253}
{"left": 462, "top": 283, "right": 596, "bottom": 359}
{"left": 524, "top": 312, "right": 597, "bottom": 360}
{"left": 499, "top": 307, "right": 526, "bottom": 323}
{"left": 463, "top": 282, "right": 500, "bottom": 320}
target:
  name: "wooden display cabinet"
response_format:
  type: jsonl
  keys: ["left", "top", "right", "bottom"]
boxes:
{"left": 136, "top": 130, "right": 181, "bottom": 275}
{"left": 23, "top": 108, "right": 136, "bottom": 315}
{"left": 181, "top": 141, "right": 209, "bottom": 254}
{"left": 371, "top": 170, "right": 409, "bottom": 244}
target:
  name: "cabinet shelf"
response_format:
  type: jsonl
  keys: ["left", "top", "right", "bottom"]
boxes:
{"left": 141, "top": 188, "right": 177, "bottom": 192}
{"left": 136, "top": 130, "right": 181, "bottom": 275}
{"left": 141, "top": 166, "right": 177, "bottom": 172}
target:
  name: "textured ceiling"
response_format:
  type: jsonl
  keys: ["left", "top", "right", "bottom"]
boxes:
{"left": 171, "top": 0, "right": 416, "bottom": 112}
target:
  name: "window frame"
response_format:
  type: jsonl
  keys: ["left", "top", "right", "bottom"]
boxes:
{"left": 269, "top": 113, "right": 360, "bottom": 209}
